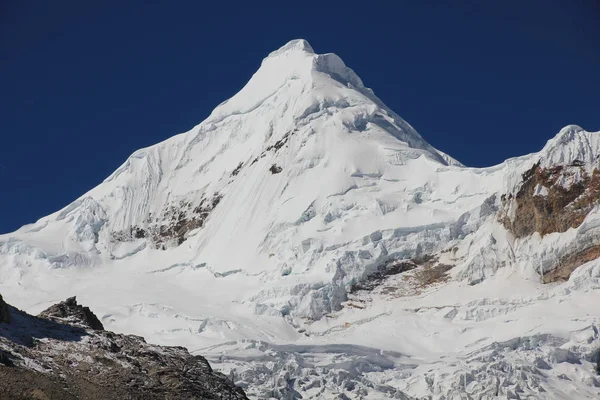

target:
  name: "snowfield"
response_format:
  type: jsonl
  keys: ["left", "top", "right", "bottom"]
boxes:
{"left": 1, "top": 39, "right": 600, "bottom": 399}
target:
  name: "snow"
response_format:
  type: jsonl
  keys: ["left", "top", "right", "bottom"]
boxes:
{"left": 1, "top": 39, "right": 600, "bottom": 398}
{"left": 533, "top": 184, "right": 549, "bottom": 197}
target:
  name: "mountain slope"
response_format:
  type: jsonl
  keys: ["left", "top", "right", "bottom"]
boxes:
{"left": 0, "top": 294, "right": 248, "bottom": 400}
{"left": 1, "top": 40, "right": 600, "bottom": 399}
{"left": 1, "top": 39, "right": 489, "bottom": 321}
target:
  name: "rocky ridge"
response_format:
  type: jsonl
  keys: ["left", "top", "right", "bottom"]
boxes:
{"left": 0, "top": 295, "right": 248, "bottom": 400}
{"left": 0, "top": 294, "right": 10, "bottom": 324}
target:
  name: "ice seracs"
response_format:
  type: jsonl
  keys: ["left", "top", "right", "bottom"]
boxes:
{"left": 1, "top": 39, "right": 600, "bottom": 399}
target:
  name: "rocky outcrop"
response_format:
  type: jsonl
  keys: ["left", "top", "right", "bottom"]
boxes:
{"left": 0, "top": 294, "right": 10, "bottom": 324}
{"left": 37, "top": 296, "right": 104, "bottom": 330}
{"left": 501, "top": 162, "right": 600, "bottom": 238}
{"left": 499, "top": 161, "right": 600, "bottom": 282}
{"left": 542, "top": 244, "right": 600, "bottom": 283}
{"left": 349, "top": 255, "right": 454, "bottom": 295}
{"left": 350, "top": 259, "right": 417, "bottom": 293}
{"left": 0, "top": 295, "right": 248, "bottom": 400}
{"left": 269, "top": 164, "right": 283, "bottom": 174}
{"left": 110, "top": 193, "right": 223, "bottom": 250}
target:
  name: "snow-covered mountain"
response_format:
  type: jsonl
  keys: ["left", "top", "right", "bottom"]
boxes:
{"left": 2, "top": 39, "right": 600, "bottom": 399}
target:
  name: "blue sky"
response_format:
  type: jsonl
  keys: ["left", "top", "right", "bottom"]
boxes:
{"left": 1, "top": 1, "right": 599, "bottom": 233}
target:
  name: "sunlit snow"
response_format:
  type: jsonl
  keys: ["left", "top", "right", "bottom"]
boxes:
{"left": 1, "top": 40, "right": 600, "bottom": 399}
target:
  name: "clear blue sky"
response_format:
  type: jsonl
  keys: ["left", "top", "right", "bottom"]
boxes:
{"left": 1, "top": 1, "right": 599, "bottom": 233}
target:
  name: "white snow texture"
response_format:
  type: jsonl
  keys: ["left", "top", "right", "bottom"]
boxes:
{"left": 1, "top": 39, "right": 600, "bottom": 399}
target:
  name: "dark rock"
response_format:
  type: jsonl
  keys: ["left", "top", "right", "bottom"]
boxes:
{"left": 413, "top": 263, "right": 454, "bottom": 287}
{"left": 38, "top": 296, "right": 104, "bottom": 330}
{"left": 0, "top": 296, "right": 249, "bottom": 400}
{"left": 270, "top": 164, "right": 283, "bottom": 174}
{"left": 109, "top": 193, "right": 223, "bottom": 250}
{"left": 132, "top": 226, "right": 146, "bottom": 238}
{"left": 265, "top": 130, "right": 293, "bottom": 152}
{"left": 0, "top": 293, "right": 11, "bottom": 324}
{"left": 500, "top": 163, "right": 600, "bottom": 238}
{"left": 0, "top": 349, "right": 14, "bottom": 366}
{"left": 350, "top": 259, "right": 417, "bottom": 293}
{"left": 499, "top": 162, "right": 600, "bottom": 281}
{"left": 542, "top": 244, "right": 600, "bottom": 283}
{"left": 231, "top": 162, "right": 243, "bottom": 177}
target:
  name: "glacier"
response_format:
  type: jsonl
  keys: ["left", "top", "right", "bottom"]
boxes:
{"left": 1, "top": 39, "right": 600, "bottom": 399}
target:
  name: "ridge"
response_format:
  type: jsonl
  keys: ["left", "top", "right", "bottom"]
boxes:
{"left": 267, "top": 38, "right": 315, "bottom": 58}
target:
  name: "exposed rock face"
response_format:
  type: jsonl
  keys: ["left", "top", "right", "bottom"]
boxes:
{"left": 349, "top": 254, "right": 454, "bottom": 296}
{"left": 0, "top": 295, "right": 248, "bottom": 400}
{"left": 110, "top": 193, "right": 223, "bottom": 250}
{"left": 501, "top": 162, "right": 600, "bottom": 238}
{"left": 499, "top": 161, "right": 600, "bottom": 282}
{"left": 269, "top": 164, "right": 283, "bottom": 174}
{"left": 542, "top": 244, "right": 600, "bottom": 283}
{"left": 37, "top": 296, "right": 104, "bottom": 330}
{"left": 0, "top": 294, "right": 10, "bottom": 324}
{"left": 350, "top": 259, "right": 417, "bottom": 293}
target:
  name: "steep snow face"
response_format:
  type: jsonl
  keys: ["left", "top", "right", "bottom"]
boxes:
{"left": 542, "top": 125, "right": 600, "bottom": 168}
{"left": 2, "top": 40, "right": 600, "bottom": 399}
{"left": 1, "top": 39, "right": 491, "bottom": 317}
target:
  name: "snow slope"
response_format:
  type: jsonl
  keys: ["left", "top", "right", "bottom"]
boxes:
{"left": 1, "top": 40, "right": 600, "bottom": 399}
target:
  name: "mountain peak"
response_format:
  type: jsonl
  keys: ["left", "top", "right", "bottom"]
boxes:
{"left": 267, "top": 39, "right": 315, "bottom": 58}
{"left": 203, "top": 39, "right": 452, "bottom": 167}
{"left": 544, "top": 124, "right": 590, "bottom": 150}
{"left": 536, "top": 124, "right": 600, "bottom": 170}
{"left": 3, "top": 40, "right": 600, "bottom": 400}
